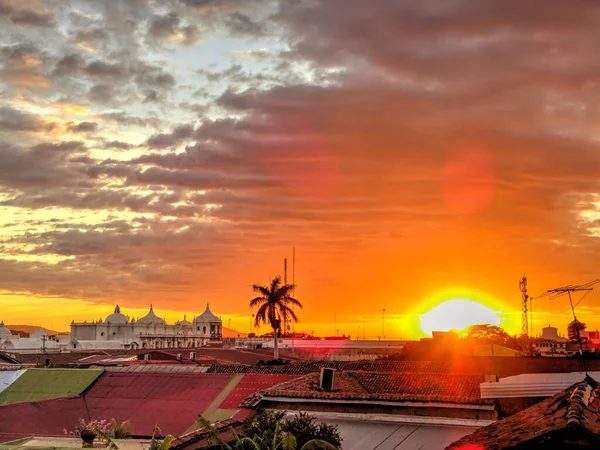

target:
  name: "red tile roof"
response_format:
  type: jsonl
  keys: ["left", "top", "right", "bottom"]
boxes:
{"left": 259, "top": 371, "right": 492, "bottom": 405}
{"left": 0, "top": 396, "right": 88, "bottom": 443}
{"left": 219, "top": 374, "right": 298, "bottom": 409}
{"left": 84, "top": 372, "right": 235, "bottom": 437}
{"left": 446, "top": 376, "right": 600, "bottom": 449}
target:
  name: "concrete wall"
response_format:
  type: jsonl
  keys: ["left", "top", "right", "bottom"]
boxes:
{"left": 262, "top": 400, "right": 497, "bottom": 421}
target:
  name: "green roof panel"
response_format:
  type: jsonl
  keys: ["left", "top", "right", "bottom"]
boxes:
{"left": 0, "top": 368, "right": 103, "bottom": 405}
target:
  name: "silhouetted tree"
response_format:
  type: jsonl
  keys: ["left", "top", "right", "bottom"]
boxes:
{"left": 568, "top": 319, "right": 588, "bottom": 344}
{"left": 462, "top": 324, "right": 511, "bottom": 345}
{"left": 250, "top": 276, "right": 301, "bottom": 360}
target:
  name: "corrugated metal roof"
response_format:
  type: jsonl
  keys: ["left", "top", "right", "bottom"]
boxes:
{"left": 0, "top": 370, "right": 25, "bottom": 395}
{"left": 480, "top": 371, "right": 600, "bottom": 399}
{"left": 330, "top": 420, "right": 475, "bottom": 450}
{"left": 0, "top": 396, "right": 88, "bottom": 443}
{"left": 0, "top": 369, "right": 103, "bottom": 405}
{"left": 84, "top": 372, "right": 234, "bottom": 437}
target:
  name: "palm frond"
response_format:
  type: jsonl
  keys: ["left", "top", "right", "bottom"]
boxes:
{"left": 91, "top": 424, "right": 119, "bottom": 449}
{"left": 254, "top": 303, "right": 269, "bottom": 328}
{"left": 281, "top": 295, "right": 302, "bottom": 309}
{"left": 234, "top": 436, "right": 261, "bottom": 450}
{"left": 270, "top": 276, "right": 282, "bottom": 293}
{"left": 279, "top": 431, "right": 297, "bottom": 450}
{"left": 253, "top": 284, "right": 271, "bottom": 298}
{"left": 279, "top": 305, "right": 299, "bottom": 323}
{"left": 300, "top": 439, "right": 336, "bottom": 449}
{"left": 250, "top": 296, "right": 268, "bottom": 307}
{"left": 158, "top": 435, "right": 175, "bottom": 450}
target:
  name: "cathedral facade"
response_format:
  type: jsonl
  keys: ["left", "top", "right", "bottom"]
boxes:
{"left": 70, "top": 304, "right": 223, "bottom": 350}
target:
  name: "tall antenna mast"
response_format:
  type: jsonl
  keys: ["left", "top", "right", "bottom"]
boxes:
{"left": 292, "top": 247, "right": 295, "bottom": 286}
{"left": 520, "top": 276, "right": 529, "bottom": 338}
{"left": 536, "top": 279, "right": 599, "bottom": 376}
{"left": 292, "top": 247, "right": 295, "bottom": 335}
{"left": 284, "top": 258, "right": 287, "bottom": 285}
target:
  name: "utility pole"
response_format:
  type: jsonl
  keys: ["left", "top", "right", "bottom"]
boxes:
{"left": 333, "top": 311, "right": 336, "bottom": 337}
{"left": 363, "top": 317, "right": 365, "bottom": 340}
{"left": 382, "top": 308, "right": 386, "bottom": 339}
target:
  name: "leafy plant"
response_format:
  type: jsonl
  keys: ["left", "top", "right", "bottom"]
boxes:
{"left": 148, "top": 426, "right": 175, "bottom": 450}
{"left": 197, "top": 411, "right": 341, "bottom": 449}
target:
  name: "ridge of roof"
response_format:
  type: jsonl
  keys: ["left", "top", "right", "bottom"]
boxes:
{"left": 252, "top": 371, "right": 493, "bottom": 406}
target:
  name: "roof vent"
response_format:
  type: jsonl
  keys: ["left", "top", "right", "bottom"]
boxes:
{"left": 320, "top": 367, "right": 336, "bottom": 391}
{"left": 177, "top": 353, "right": 183, "bottom": 361}
{"left": 484, "top": 375, "right": 499, "bottom": 383}
{"left": 144, "top": 353, "right": 151, "bottom": 361}
{"left": 190, "top": 352, "right": 196, "bottom": 361}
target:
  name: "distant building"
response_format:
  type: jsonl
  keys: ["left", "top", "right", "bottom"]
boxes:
{"left": 0, "top": 322, "right": 65, "bottom": 353}
{"left": 70, "top": 304, "right": 223, "bottom": 350}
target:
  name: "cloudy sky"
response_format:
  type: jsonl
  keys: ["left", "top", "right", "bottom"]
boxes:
{"left": 2, "top": 0, "right": 600, "bottom": 337}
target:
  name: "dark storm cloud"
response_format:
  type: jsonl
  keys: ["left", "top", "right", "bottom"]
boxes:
{"left": 88, "top": 84, "right": 117, "bottom": 104}
{"left": 104, "top": 141, "right": 133, "bottom": 150}
{"left": 99, "top": 112, "right": 163, "bottom": 128}
{"left": 143, "top": 90, "right": 160, "bottom": 103}
{"left": 0, "top": 2, "right": 56, "bottom": 27}
{"left": 0, "top": 106, "right": 54, "bottom": 133}
{"left": 147, "top": 12, "right": 201, "bottom": 46}
{"left": 0, "top": 141, "right": 88, "bottom": 188}
{"left": 54, "top": 54, "right": 86, "bottom": 75}
{"left": 67, "top": 121, "right": 99, "bottom": 133}
{"left": 85, "top": 60, "right": 125, "bottom": 78}
{"left": 73, "top": 28, "right": 108, "bottom": 50}
{"left": 1, "top": 43, "right": 49, "bottom": 89}
{"left": 145, "top": 124, "right": 195, "bottom": 149}
{"left": 224, "top": 12, "right": 265, "bottom": 37}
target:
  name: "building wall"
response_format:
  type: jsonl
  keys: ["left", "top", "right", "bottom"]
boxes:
{"left": 261, "top": 400, "right": 497, "bottom": 421}
{"left": 70, "top": 320, "right": 222, "bottom": 350}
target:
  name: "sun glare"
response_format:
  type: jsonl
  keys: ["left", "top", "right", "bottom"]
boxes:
{"left": 420, "top": 299, "right": 500, "bottom": 336}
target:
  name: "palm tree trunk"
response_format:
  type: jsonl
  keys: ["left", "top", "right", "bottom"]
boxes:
{"left": 273, "top": 327, "right": 279, "bottom": 360}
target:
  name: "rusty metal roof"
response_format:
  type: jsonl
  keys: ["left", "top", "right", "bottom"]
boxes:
{"left": 84, "top": 372, "right": 235, "bottom": 437}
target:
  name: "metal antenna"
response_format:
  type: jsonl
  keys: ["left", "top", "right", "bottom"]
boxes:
{"left": 536, "top": 279, "right": 599, "bottom": 375}
{"left": 520, "top": 276, "right": 529, "bottom": 338}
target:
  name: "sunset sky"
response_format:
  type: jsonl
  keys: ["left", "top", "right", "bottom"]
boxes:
{"left": 2, "top": 0, "right": 600, "bottom": 339}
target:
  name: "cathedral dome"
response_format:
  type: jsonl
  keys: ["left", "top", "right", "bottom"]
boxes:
{"left": 137, "top": 305, "right": 166, "bottom": 325}
{"left": 105, "top": 305, "right": 128, "bottom": 324}
{"left": 0, "top": 321, "right": 12, "bottom": 339}
{"left": 194, "top": 304, "right": 221, "bottom": 323}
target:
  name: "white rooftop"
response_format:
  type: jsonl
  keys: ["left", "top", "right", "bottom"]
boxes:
{"left": 480, "top": 371, "right": 600, "bottom": 399}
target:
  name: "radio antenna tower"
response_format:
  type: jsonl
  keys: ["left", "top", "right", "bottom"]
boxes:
{"left": 536, "top": 279, "right": 599, "bottom": 375}
{"left": 520, "top": 276, "right": 529, "bottom": 338}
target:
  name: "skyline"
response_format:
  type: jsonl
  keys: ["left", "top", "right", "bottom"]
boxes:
{"left": 3, "top": 1, "right": 600, "bottom": 338}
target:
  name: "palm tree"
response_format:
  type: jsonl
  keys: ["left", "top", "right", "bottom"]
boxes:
{"left": 250, "top": 276, "right": 301, "bottom": 360}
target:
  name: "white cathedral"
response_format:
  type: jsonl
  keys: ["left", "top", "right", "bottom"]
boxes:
{"left": 70, "top": 304, "right": 223, "bottom": 350}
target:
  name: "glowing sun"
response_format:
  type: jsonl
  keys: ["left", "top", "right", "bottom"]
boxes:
{"left": 420, "top": 299, "right": 500, "bottom": 336}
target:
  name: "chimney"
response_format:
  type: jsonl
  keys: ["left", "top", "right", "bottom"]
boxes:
{"left": 320, "top": 367, "right": 336, "bottom": 391}
{"left": 484, "top": 374, "right": 499, "bottom": 383}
